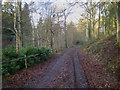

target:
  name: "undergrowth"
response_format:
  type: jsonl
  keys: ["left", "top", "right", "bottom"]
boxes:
{"left": 2, "top": 45, "right": 51, "bottom": 77}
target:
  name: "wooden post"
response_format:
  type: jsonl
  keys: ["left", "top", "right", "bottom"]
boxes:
{"left": 24, "top": 55, "right": 27, "bottom": 69}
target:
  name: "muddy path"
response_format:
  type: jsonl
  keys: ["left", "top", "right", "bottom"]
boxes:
{"left": 3, "top": 48, "right": 88, "bottom": 88}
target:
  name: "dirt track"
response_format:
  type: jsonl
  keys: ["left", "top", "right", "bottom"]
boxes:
{"left": 19, "top": 48, "right": 88, "bottom": 88}
{"left": 6, "top": 48, "right": 88, "bottom": 88}
{"left": 3, "top": 47, "right": 119, "bottom": 88}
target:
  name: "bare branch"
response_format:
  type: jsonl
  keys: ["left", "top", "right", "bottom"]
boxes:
{"left": 3, "top": 27, "right": 16, "bottom": 34}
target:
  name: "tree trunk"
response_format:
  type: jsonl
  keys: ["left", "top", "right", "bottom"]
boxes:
{"left": 50, "top": 18, "right": 54, "bottom": 51}
{"left": 14, "top": 2, "right": 19, "bottom": 53}
{"left": 50, "top": 32, "right": 53, "bottom": 51}
{"left": 89, "top": 2, "right": 92, "bottom": 40}
{"left": 31, "top": 17, "right": 35, "bottom": 47}
{"left": 114, "top": 2, "right": 120, "bottom": 45}
{"left": 98, "top": 3, "right": 100, "bottom": 39}
{"left": 17, "top": 1, "right": 22, "bottom": 48}
{"left": 86, "top": 18, "right": 89, "bottom": 41}
{"left": 116, "top": 2, "right": 120, "bottom": 45}
{"left": 16, "top": 32, "right": 19, "bottom": 53}
{"left": 86, "top": 3, "right": 89, "bottom": 41}
{"left": 64, "top": 13, "right": 68, "bottom": 48}
{"left": 104, "top": 4, "right": 106, "bottom": 35}
{"left": 37, "top": 28, "right": 40, "bottom": 46}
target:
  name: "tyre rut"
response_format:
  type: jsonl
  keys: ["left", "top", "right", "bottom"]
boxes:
{"left": 72, "top": 48, "right": 88, "bottom": 88}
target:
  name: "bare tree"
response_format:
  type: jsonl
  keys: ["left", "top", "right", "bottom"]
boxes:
{"left": 114, "top": 2, "right": 120, "bottom": 45}
{"left": 13, "top": 0, "right": 22, "bottom": 53}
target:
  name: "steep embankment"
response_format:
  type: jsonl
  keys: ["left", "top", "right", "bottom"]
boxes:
{"left": 78, "top": 35, "right": 120, "bottom": 88}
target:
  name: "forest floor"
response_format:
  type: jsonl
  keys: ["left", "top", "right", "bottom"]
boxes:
{"left": 82, "top": 35, "right": 120, "bottom": 88}
{"left": 3, "top": 45, "right": 119, "bottom": 88}
{"left": 3, "top": 35, "right": 120, "bottom": 88}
